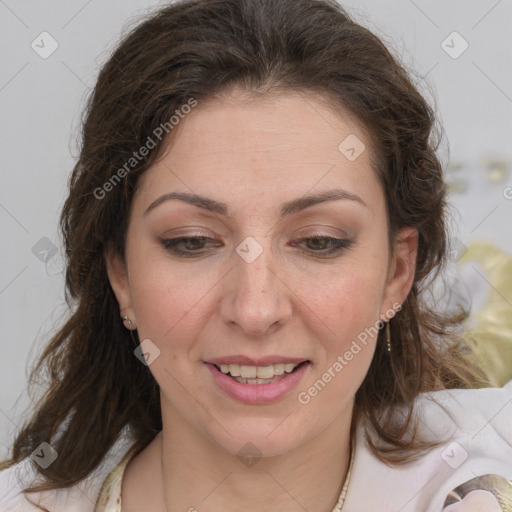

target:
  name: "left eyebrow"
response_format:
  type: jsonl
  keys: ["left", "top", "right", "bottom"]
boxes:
{"left": 279, "top": 188, "right": 367, "bottom": 218}
{"left": 143, "top": 188, "right": 367, "bottom": 218}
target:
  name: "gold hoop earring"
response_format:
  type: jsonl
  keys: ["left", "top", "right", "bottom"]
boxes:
{"left": 386, "top": 322, "right": 391, "bottom": 353}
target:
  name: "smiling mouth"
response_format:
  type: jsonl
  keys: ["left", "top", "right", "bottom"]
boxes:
{"left": 212, "top": 361, "right": 309, "bottom": 384}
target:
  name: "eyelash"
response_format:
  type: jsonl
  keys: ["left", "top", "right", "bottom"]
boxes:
{"left": 158, "top": 235, "right": 354, "bottom": 258}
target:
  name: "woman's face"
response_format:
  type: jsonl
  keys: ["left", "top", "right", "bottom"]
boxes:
{"left": 107, "top": 88, "right": 417, "bottom": 457}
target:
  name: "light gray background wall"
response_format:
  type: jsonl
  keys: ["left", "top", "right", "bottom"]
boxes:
{"left": 1, "top": 0, "right": 511, "bottom": 458}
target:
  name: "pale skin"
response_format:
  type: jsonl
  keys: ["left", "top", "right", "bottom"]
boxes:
{"left": 107, "top": 86, "right": 418, "bottom": 511}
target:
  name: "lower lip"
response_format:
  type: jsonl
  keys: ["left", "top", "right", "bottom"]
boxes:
{"left": 205, "top": 362, "right": 310, "bottom": 404}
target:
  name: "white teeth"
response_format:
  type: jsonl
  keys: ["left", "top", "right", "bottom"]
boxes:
{"left": 231, "top": 365, "right": 241, "bottom": 377}
{"left": 232, "top": 375, "right": 284, "bottom": 385}
{"left": 256, "top": 365, "right": 274, "bottom": 379}
{"left": 273, "top": 363, "right": 285, "bottom": 375}
{"left": 217, "top": 362, "right": 302, "bottom": 379}
{"left": 240, "top": 365, "right": 257, "bottom": 378}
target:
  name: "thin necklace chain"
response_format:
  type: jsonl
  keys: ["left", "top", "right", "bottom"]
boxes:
{"left": 331, "top": 440, "right": 355, "bottom": 512}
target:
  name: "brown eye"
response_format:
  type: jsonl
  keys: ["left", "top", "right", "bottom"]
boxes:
{"left": 181, "top": 237, "right": 208, "bottom": 250}
{"left": 306, "top": 237, "right": 331, "bottom": 250}
{"left": 292, "top": 236, "right": 354, "bottom": 257}
{"left": 159, "top": 236, "right": 221, "bottom": 257}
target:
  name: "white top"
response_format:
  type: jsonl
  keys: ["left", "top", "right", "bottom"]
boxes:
{"left": 1, "top": 380, "right": 511, "bottom": 511}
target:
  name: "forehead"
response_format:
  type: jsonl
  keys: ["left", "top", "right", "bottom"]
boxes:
{"left": 134, "top": 88, "right": 383, "bottom": 217}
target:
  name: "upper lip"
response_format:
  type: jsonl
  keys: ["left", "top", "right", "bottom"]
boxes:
{"left": 206, "top": 355, "right": 309, "bottom": 366}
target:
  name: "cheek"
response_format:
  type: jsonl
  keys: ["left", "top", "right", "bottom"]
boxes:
{"left": 299, "top": 263, "right": 386, "bottom": 342}
{"left": 127, "top": 252, "right": 219, "bottom": 347}
{"left": 299, "top": 269, "right": 385, "bottom": 399}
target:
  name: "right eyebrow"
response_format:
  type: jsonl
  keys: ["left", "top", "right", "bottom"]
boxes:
{"left": 144, "top": 192, "right": 229, "bottom": 216}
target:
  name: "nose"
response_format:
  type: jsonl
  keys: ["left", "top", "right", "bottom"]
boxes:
{"left": 219, "top": 243, "right": 292, "bottom": 336}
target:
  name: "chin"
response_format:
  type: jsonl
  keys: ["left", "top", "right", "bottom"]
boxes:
{"left": 204, "top": 416, "right": 313, "bottom": 460}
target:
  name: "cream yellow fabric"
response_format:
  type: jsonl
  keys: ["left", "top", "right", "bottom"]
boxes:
{"left": 459, "top": 242, "right": 512, "bottom": 387}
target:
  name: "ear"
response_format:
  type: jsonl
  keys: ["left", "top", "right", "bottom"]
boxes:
{"left": 381, "top": 226, "right": 418, "bottom": 317}
{"left": 105, "top": 246, "right": 136, "bottom": 327}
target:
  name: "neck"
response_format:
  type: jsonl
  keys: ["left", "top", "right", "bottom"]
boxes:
{"left": 155, "top": 402, "right": 354, "bottom": 512}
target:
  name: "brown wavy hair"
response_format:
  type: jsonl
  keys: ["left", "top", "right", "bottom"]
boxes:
{"left": 2, "top": 0, "right": 489, "bottom": 496}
